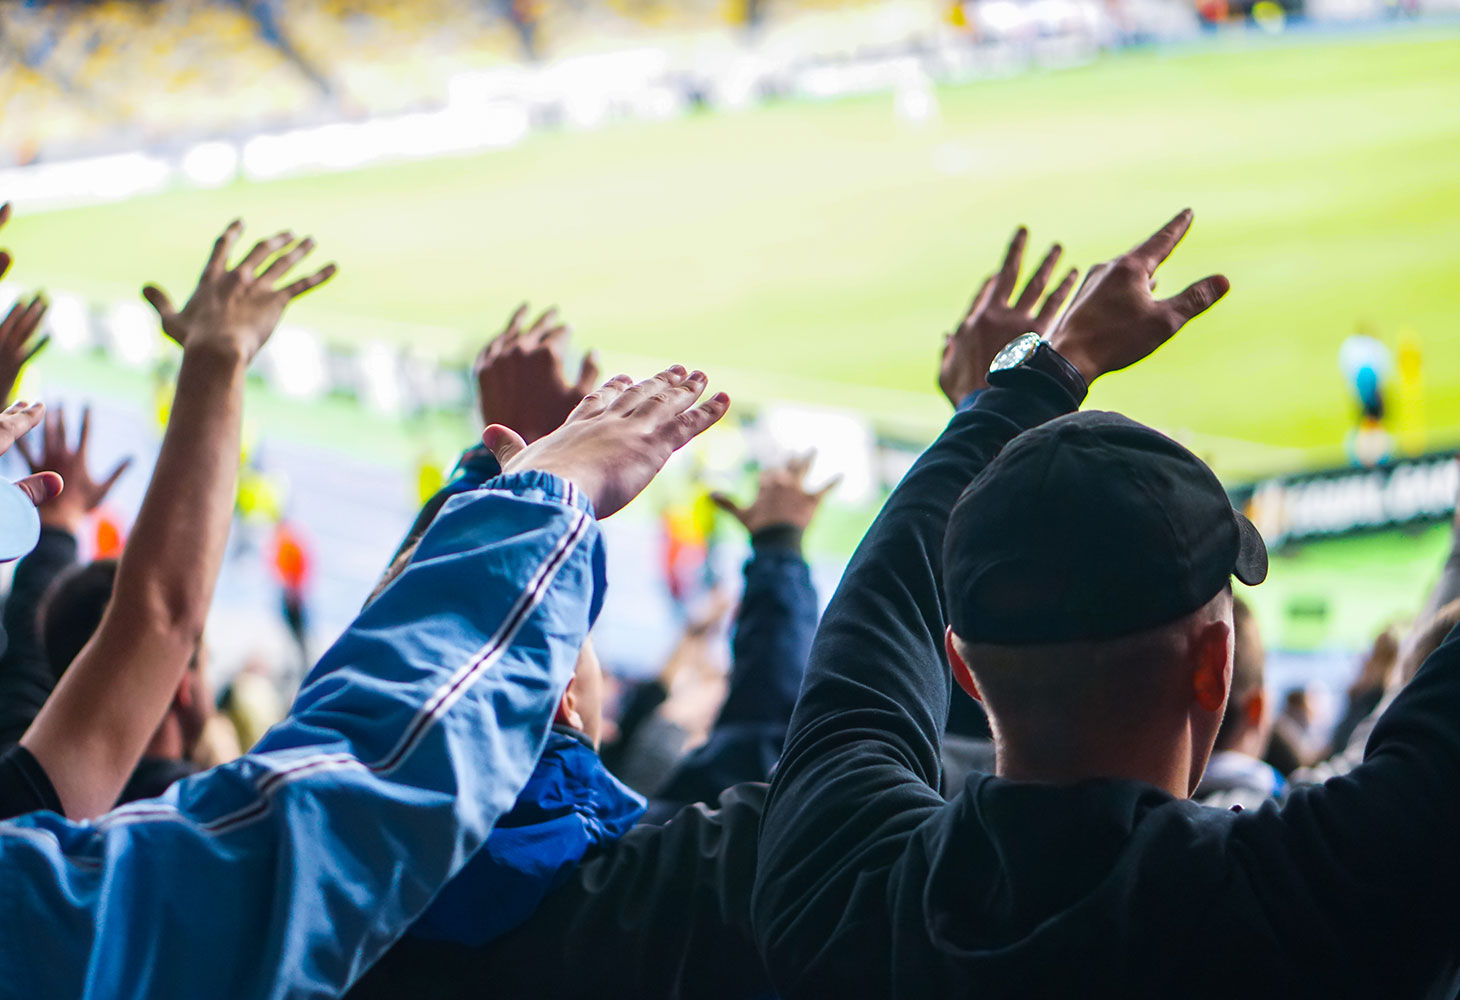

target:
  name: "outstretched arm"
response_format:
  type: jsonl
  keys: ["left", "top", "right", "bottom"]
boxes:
{"left": 753, "top": 212, "right": 1229, "bottom": 995}
{"left": 0, "top": 474, "right": 604, "bottom": 996}
{"left": 0, "top": 363, "right": 728, "bottom": 997}
{"left": 21, "top": 221, "right": 335, "bottom": 818}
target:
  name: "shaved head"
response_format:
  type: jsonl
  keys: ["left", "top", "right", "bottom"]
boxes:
{"left": 950, "top": 586, "right": 1234, "bottom": 796}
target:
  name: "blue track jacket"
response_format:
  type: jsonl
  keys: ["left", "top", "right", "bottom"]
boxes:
{"left": 409, "top": 726, "right": 645, "bottom": 947}
{"left": 0, "top": 471, "right": 604, "bottom": 999}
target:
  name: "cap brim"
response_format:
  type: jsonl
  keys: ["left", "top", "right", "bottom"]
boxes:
{"left": 1232, "top": 509, "right": 1268, "bottom": 586}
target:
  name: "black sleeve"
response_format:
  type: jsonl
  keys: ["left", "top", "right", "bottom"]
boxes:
{"left": 599, "top": 678, "right": 668, "bottom": 775}
{"left": 0, "top": 743, "right": 63, "bottom": 820}
{"left": 0, "top": 526, "right": 79, "bottom": 749}
{"left": 1199, "top": 623, "right": 1460, "bottom": 994}
{"left": 348, "top": 783, "right": 771, "bottom": 1000}
{"left": 751, "top": 383, "right": 1075, "bottom": 995}
{"left": 649, "top": 527, "right": 818, "bottom": 813}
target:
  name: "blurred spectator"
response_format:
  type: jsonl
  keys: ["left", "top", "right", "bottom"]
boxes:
{"left": 640, "top": 453, "right": 828, "bottom": 820}
{"left": 1265, "top": 685, "right": 1325, "bottom": 776}
{"left": 1330, "top": 626, "right": 1399, "bottom": 753}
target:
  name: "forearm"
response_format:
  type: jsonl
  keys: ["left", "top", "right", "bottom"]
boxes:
{"left": 22, "top": 344, "right": 246, "bottom": 817}
{"left": 0, "top": 474, "right": 602, "bottom": 997}
{"left": 115, "top": 343, "right": 244, "bottom": 628}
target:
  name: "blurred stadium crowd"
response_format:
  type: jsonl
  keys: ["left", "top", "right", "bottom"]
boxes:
{"left": 6, "top": 0, "right": 1441, "bottom": 167}
{"left": 2, "top": 199, "right": 1460, "bottom": 995}
{"left": 0, "top": 0, "right": 1134, "bottom": 164}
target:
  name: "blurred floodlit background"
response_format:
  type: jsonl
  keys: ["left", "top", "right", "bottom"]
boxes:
{"left": 1, "top": 0, "right": 1458, "bottom": 717}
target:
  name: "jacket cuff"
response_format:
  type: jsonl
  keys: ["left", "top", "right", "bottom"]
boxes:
{"left": 963, "top": 375, "right": 1078, "bottom": 428}
{"left": 480, "top": 470, "right": 597, "bottom": 519}
{"left": 751, "top": 523, "right": 805, "bottom": 556}
{"left": 452, "top": 444, "right": 502, "bottom": 486}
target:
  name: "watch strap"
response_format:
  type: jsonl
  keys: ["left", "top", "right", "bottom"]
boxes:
{"left": 987, "top": 340, "right": 1088, "bottom": 405}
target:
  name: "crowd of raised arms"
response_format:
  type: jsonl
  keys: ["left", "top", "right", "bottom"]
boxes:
{"left": 0, "top": 200, "right": 1457, "bottom": 999}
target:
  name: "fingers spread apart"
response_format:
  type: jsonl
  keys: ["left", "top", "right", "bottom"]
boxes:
{"left": 204, "top": 219, "right": 243, "bottom": 278}
{"left": 258, "top": 236, "right": 316, "bottom": 285}
{"left": 568, "top": 373, "right": 635, "bottom": 420}
{"left": 1035, "top": 268, "right": 1080, "bottom": 327}
{"left": 237, "top": 231, "right": 294, "bottom": 276}
{"left": 1130, "top": 208, "right": 1194, "bottom": 273}
{"left": 993, "top": 226, "right": 1028, "bottom": 301}
{"left": 1015, "top": 244, "right": 1062, "bottom": 312}
{"left": 0, "top": 400, "right": 44, "bottom": 452}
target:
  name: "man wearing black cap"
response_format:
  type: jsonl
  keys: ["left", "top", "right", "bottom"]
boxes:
{"left": 753, "top": 210, "right": 1460, "bottom": 997}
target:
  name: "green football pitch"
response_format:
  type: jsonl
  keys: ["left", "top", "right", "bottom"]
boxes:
{"left": 6, "top": 25, "right": 1460, "bottom": 650}
{"left": 10, "top": 25, "right": 1460, "bottom": 473}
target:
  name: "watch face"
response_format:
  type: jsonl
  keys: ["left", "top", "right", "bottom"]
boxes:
{"left": 989, "top": 333, "right": 1043, "bottom": 374}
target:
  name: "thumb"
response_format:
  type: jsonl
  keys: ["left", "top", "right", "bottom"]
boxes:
{"left": 1165, "top": 274, "right": 1231, "bottom": 323}
{"left": 15, "top": 471, "right": 62, "bottom": 507}
{"left": 814, "top": 474, "right": 843, "bottom": 500}
{"left": 141, "top": 284, "right": 175, "bottom": 318}
{"left": 575, "top": 351, "right": 601, "bottom": 394}
{"left": 709, "top": 491, "right": 747, "bottom": 524}
{"left": 482, "top": 424, "right": 528, "bottom": 469}
{"left": 142, "top": 285, "right": 181, "bottom": 344}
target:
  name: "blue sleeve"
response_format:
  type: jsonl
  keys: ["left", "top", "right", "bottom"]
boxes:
{"left": 649, "top": 526, "right": 817, "bottom": 814}
{"left": 0, "top": 471, "right": 603, "bottom": 999}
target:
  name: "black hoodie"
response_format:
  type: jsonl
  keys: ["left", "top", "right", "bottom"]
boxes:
{"left": 753, "top": 383, "right": 1460, "bottom": 999}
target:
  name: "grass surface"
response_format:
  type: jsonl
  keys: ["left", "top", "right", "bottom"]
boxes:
{"left": 8, "top": 26, "right": 1459, "bottom": 476}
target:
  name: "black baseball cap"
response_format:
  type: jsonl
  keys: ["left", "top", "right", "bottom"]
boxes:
{"left": 943, "top": 411, "right": 1267, "bottom": 645}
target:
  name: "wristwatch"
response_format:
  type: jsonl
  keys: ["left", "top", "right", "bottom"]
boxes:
{"left": 986, "top": 332, "right": 1088, "bottom": 404}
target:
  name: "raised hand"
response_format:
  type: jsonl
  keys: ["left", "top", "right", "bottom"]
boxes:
{"left": 711, "top": 451, "right": 838, "bottom": 535}
{"left": 142, "top": 220, "right": 336, "bottom": 363}
{"left": 16, "top": 405, "right": 131, "bottom": 532}
{"left": 0, "top": 400, "right": 63, "bottom": 508}
{"left": 483, "top": 366, "right": 729, "bottom": 519}
{"left": 939, "top": 227, "right": 1079, "bottom": 406}
{"left": 0, "top": 294, "right": 50, "bottom": 406}
{"left": 1048, "top": 209, "right": 1229, "bottom": 385}
{"left": 475, "top": 303, "right": 601, "bottom": 443}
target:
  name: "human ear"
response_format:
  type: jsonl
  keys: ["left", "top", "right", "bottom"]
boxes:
{"left": 946, "top": 627, "right": 982, "bottom": 703}
{"left": 1244, "top": 687, "right": 1265, "bottom": 728}
{"left": 555, "top": 677, "right": 585, "bottom": 731}
{"left": 1192, "top": 621, "right": 1232, "bottom": 714}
